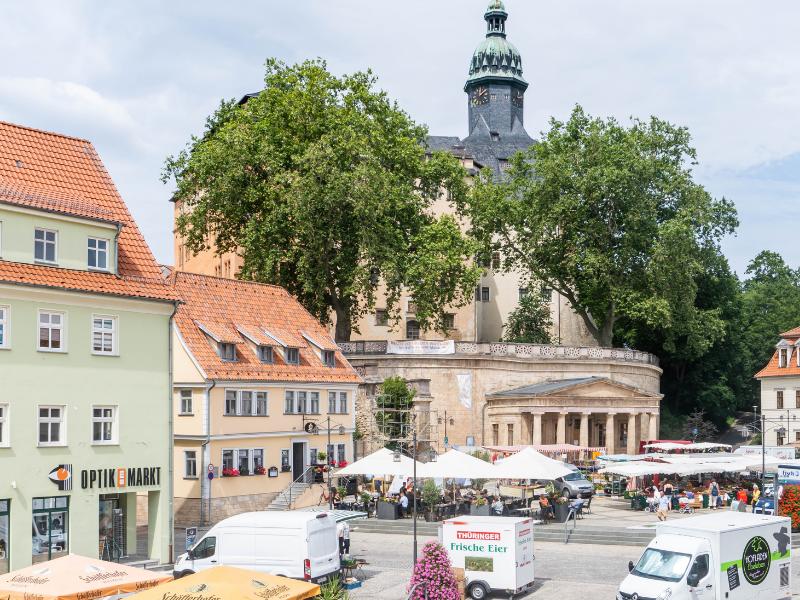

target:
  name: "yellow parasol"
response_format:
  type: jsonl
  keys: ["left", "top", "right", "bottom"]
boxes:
{"left": 128, "top": 566, "right": 320, "bottom": 600}
{"left": 0, "top": 553, "right": 171, "bottom": 600}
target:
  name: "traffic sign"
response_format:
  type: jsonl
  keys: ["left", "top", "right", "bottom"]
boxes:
{"left": 208, "top": 464, "right": 214, "bottom": 473}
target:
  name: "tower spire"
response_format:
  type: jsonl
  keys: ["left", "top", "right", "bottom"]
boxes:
{"left": 485, "top": 1, "right": 508, "bottom": 37}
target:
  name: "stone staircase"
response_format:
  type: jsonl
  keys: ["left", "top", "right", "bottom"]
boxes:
{"left": 265, "top": 480, "right": 312, "bottom": 511}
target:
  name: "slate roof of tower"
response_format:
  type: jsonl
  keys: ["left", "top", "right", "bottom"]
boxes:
{"left": 0, "top": 120, "right": 177, "bottom": 302}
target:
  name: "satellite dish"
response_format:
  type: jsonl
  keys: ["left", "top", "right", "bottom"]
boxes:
{"left": 304, "top": 422, "right": 319, "bottom": 434}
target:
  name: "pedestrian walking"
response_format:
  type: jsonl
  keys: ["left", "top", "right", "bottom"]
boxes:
{"left": 751, "top": 484, "right": 761, "bottom": 513}
{"left": 340, "top": 520, "right": 350, "bottom": 555}
{"left": 663, "top": 480, "right": 674, "bottom": 510}
{"left": 709, "top": 480, "right": 719, "bottom": 510}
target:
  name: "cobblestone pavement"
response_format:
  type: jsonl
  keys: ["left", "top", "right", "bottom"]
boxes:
{"left": 348, "top": 530, "right": 800, "bottom": 599}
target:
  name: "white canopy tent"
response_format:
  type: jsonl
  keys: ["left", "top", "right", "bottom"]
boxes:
{"left": 417, "top": 449, "right": 499, "bottom": 479}
{"left": 643, "top": 442, "right": 732, "bottom": 452}
{"left": 335, "top": 447, "right": 421, "bottom": 476}
{"left": 492, "top": 447, "right": 574, "bottom": 480}
{"left": 599, "top": 454, "right": 785, "bottom": 477}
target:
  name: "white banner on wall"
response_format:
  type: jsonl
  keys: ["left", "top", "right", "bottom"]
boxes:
{"left": 734, "top": 446, "right": 796, "bottom": 460}
{"left": 386, "top": 340, "right": 455, "bottom": 355}
{"left": 456, "top": 372, "right": 472, "bottom": 409}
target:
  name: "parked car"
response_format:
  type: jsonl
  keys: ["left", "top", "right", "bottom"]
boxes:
{"left": 554, "top": 469, "right": 594, "bottom": 499}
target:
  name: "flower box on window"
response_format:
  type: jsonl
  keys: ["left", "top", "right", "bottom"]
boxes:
{"left": 222, "top": 468, "right": 240, "bottom": 478}
{"left": 281, "top": 465, "right": 292, "bottom": 472}
{"left": 255, "top": 466, "right": 267, "bottom": 475}
{"left": 337, "top": 460, "right": 348, "bottom": 468}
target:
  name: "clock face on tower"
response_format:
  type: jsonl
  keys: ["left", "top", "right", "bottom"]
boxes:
{"left": 470, "top": 86, "right": 489, "bottom": 107}
{"left": 512, "top": 90, "right": 524, "bottom": 108}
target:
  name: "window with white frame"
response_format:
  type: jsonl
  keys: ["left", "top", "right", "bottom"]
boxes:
{"left": 238, "top": 449, "right": 251, "bottom": 474}
{"left": 223, "top": 390, "right": 268, "bottom": 416}
{"left": 281, "top": 449, "right": 290, "bottom": 471}
{"left": 91, "top": 315, "right": 117, "bottom": 355}
{"left": 0, "top": 404, "right": 7, "bottom": 446}
{"left": 180, "top": 390, "right": 193, "bottom": 415}
{"left": 38, "top": 311, "right": 65, "bottom": 351}
{"left": 297, "top": 391, "right": 307, "bottom": 414}
{"left": 87, "top": 237, "right": 109, "bottom": 270}
{"left": 780, "top": 348, "right": 789, "bottom": 368}
{"left": 286, "top": 347, "right": 300, "bottom": 365}
{"left": 222, "top": 449, "right": 234, "bottom": 471}
{"left": 337, "top": 444, "right": 346, "bottom": 464}
{"left": 91, "top": 406, "right": 116, "bottom": 444}
{"left": 224, "top": 390, "right": 237, "bottom": 415}
{"left": 184, "top": 451, "right": 197, "bottom": 478}
{"left": 329, "top": 391, "right": 348, "bottom": 414}
{"left": 309, "top": 392, "right": 319, "bottom": 414}
{"left": 38, "top": 406, "right": 65, "bottom": 446}
{"left": 322, "top": 350, "right": 335, "bottom": 368}
{"left": 0, "top": 306, "right": 8, "bottom": 348}
{"left": 285, "top": 391, "right": 295, "bottom": 414}
{"left": 253, "top": 449, "right": 264, "bottom": 471}
{"left": 34, "top": 228, "right": 57, "bottom": 263}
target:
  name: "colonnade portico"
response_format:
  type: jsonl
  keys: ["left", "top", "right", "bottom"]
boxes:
{"left": 485, "top": 377, "right": 662, "bottom": 454}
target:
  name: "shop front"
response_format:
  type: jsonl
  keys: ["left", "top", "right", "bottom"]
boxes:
{"left": 32, "top": 496, "right": 69, "bottom": 564}
{"left": 0, "top": 500, "right": 8, "bottom": 575}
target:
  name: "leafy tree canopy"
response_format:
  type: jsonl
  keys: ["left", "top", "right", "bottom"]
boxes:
{"left": 502, "top": 287, "right": 552, "bottom": 344}
{"left": 460, "top": 105, "right": 738, "bottom": 348}
{"left": 164, "top": 59, "right": 480, "bottom": 340}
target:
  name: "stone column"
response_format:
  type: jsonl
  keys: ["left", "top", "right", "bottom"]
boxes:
{"left": 580, "top": 413, "right": 590, "bottom": 448}
{"left": 605, "top": 413, "right": 616, "bottom": 454}
{"left": 649, "top": 412, "right": 659, "bottom": 440}
{"left": 532, "top": 413, "right": 543, "bottom": 445}
{"left": 556, "top": 412, "right": 567, "bottom": 445}
{"left": 627, "top": 412, "right": 639, "bottom": 455}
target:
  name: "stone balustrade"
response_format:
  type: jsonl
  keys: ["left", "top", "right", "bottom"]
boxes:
{"left": 338, "top": 340, "right": 659, "bottom": 367}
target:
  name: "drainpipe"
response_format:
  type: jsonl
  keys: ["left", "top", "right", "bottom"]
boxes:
{"left": 167, "top": 301, "right": 178, "bottom": 564}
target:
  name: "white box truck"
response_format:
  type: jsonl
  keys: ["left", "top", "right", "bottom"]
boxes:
{"left": 441, "top": 515, "right": 534, "bottom": 599}
{"left": 618, "top": 511, "right": 792, "bottom": 600}
{"left": 173, "top": 511, "right": 340, "bottom": 583}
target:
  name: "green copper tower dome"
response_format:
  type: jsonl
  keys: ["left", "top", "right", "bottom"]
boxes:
{"left": 465, "top": 0, "right": 528, "bottom": 90}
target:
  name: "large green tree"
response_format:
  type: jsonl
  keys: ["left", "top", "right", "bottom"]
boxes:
{"left": 164, "top": 59, "right": 480, "bottom": 340}
{"left": 739, "top": 251, "right": 800, "bottom": 401}
{"left": 460, "top": 105, "right": 738, "bottom": 348}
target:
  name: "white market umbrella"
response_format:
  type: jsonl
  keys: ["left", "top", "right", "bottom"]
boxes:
{"left": 336, "top": 447, "right": 420, "bottom": 476}
{"left": 492, "top": 447, "right": 574, "bottom": 480}
{"left": 417, "top": 449, "right": 499, "bottom": 479}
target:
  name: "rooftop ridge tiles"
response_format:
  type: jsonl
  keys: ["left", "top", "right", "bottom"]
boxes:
{"left": 0, "top": 119, "right": 91, "bottom": 144}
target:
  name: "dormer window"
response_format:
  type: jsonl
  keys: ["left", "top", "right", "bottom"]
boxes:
{"left": 258, "top": 345, "right": 274, "bottom": 364}
{"left": 286, "top": 347, "right": 300, "bottom": 365}
{"left": 219, "top": 343, "right": 236, "bottom": 362}
{"left": 323, "top": 350, "right": 335, "bottom": 368}
{"left": 780, "top": 348, "right": 789, "bottom": 368}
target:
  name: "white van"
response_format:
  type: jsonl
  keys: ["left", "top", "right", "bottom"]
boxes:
{"left": 174, "top": 511, "right": 340, "bottom": 583}
{"left": 618, "top": 511, "right": 792, "bottom": 600}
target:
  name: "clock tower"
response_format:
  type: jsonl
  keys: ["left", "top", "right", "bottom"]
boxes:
{"left": 464, "top": 1, "right": 528, "bottom": 138}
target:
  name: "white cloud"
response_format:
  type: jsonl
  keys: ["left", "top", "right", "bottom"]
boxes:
{"left": 1, "top": 0, "right": 799, "bottom": 272}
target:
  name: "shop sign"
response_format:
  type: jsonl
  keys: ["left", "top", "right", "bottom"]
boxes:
{"left": 79, "top": 466, "right": 162, "bottom": 490}
{"left": 742, "top": 536, "right": 771, "bottom": 585}
{"left": 47, "top": 465, "right": 73, "bottom": 491}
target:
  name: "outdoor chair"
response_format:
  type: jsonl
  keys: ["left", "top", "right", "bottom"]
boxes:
{"left": 583, "top": 495, "right": 592, "bottom": 514}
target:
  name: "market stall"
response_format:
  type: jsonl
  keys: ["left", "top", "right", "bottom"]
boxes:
{"left": 0, "top": 554, "right": 171, "bottom": 600}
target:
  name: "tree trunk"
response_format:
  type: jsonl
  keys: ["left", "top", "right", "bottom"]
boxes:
{"left": 333, "top": 303, "right": 352, "bottom": 342}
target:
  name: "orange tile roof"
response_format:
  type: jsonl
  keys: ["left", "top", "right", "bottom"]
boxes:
{"left": 780, "top": 326, "right": 800, "bottom": 338}
{"left": 755, "top": 349, "right": 800, "bottom": 378}
{"left": 0, "top": 121, "right": 176, "bottom": 302}
{"left": 169, "top": 271, "right": 361, "bottom": 383}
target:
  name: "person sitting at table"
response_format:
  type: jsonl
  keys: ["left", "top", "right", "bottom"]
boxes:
{"left": 491, "top": 496, "right": 504, "bottom": 516}
{"left": 539, "top": 496, "right": 553, "bottom": 522}
{"left": 736, "top": 487, "right": 748, "bottom": 503}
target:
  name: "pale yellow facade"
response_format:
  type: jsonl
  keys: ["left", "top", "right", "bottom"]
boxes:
{"left": 171, "top": 329, "right": 357, "bottom": 525}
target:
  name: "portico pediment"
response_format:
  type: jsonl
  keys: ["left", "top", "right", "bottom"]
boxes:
{"left": 487, "top": 376, "right": 661, "bottom": 401}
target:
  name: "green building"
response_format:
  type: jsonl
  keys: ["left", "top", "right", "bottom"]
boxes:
{"left": 0, "top": 121, "right": 177, "bottom": 571}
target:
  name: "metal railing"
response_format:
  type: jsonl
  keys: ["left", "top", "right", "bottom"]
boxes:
{"left": 338, "top": 340, "right": 659, "bottom": 366}
{"left": 287, "top": 466, "right": 315, "bottom": 510}
{"left": 406, "top": 582, "right": 429, "bottom": 600}
{"left": 564, "top": 506, "right": 577, "bottom": 544}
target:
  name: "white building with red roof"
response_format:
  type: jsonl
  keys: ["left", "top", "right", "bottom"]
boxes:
{"left": 0, "top": 121, "right": 177, "bottom": 571}
{"left": 167, "top": 270, "right": 360, "bottom": 524}
{"left": 755, "top": 326, "right": 800, "bottom": 446}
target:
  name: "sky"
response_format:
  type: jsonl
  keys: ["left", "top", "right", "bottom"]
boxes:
{"left": 2, "top": 0, "right": 799, "bottom": 275}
